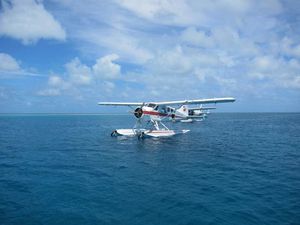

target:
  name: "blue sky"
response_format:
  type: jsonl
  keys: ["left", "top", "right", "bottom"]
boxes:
{"left": 0, "top": 0, "right": 300, "bottom": 113}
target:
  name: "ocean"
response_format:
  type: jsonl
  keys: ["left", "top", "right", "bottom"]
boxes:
{"left": 0, "top": 113, "right": 299, "bottom": 225}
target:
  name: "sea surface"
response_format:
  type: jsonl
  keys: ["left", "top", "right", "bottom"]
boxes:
{"left": 0, "top": 113, "right": 299, "bottom": 225}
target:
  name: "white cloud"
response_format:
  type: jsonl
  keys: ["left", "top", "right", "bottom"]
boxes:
{"left": 281, "top": 75, "right": 300, "bottom": 89}
{"left": 279, "top": 37, "right": 300, "bottom": 58}
{"left": 103, "top": 81, "right": 115, "bottom": 93}
{"left": 37, "top": 54, "right": 123, "bottom": 96}
{"left": 0, "top": 0, "right": 66, "bottom": 44}
{"left": 248, "top": 55, "right": 300, "bottom": 89}
{"left": 148, "top": 46, "right": 192, "bottom": 75}
{"left": 65, "top": 58, "right": 92, "bottom": 85}
{"left": 117, "top": 0, "right": 206, "bottom": 26}
{"left": 0, "top": 52, "right": 47, "bottom": 77}
{"left": 93, "top": 54, "right": 121, "bottom": 79}
{"left": 51, "top": 55, "right": 122, "bottom": 89}
{"left": 253, "top": 56, "right": 277, "bottom": 74}
{"left": 37, "top": 76, "right": 71, "bottom": 97}
{"left": 0, "top": 53, "right": 20, "bottom": 72}
{"left": 116, "top": 0, "right": 282, "bottom": 28}
{"left": 26, "top": 0, "right": 300, "bottom": 108}
{"left": 79, "top": 28, "right": 153, "bottom": 64}
{"left": 181, "top": 27, "right": 214, "bottom": 48}
{"left": 37, "top": 74, "right": 64, "bottom": 96}
{"left": 48, "top": 75, "right": 71, "bottom": 90}
{"left": 48, "top": 75, "right": 64, "bottom": 87}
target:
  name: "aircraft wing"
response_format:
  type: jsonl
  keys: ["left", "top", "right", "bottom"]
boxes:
{"left": 98, "top": 97, "right": 235, "bottom": 107}
{"left": 188, "top": 106, "right": 216, "bottom": 110}
{"left": 154, "top": 97, "right": 235, "bottom": 106}
{"left": 98, "top": 102, "right": 144, "bottom": 106}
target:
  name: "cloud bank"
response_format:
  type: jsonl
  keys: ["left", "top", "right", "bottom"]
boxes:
{"left": 0, "top": 0, "right": 66, "bottom": 44}
{"left": 38, "top": 54, "right": 121, "bottom": 96}
{"left": 1, "top": 0, "right": 300, "bottom": 112}
{"left": 49, "top": 0, "right": 300, "bottom": 95}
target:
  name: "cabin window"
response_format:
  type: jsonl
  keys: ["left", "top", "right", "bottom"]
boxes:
{"left": 147, "top": 103, "right": 156, "bottom": 108}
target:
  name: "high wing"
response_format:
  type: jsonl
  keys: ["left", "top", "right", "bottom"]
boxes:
{"left": 98, "top": 97, "right": 235, "bottom": 107}
{"left": 153, "top": 97, "right": 235, "bottom": 106}
{"left": 98, "top": 102, "right": 144, "bottom": 106}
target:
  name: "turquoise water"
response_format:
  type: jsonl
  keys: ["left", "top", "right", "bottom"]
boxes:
{"left": 0, "top": 113, "right": 299, "bottom": 225}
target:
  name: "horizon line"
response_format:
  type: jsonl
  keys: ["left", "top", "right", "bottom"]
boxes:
{"left": 0, "top": 112, "right": 300, "bottom": 115}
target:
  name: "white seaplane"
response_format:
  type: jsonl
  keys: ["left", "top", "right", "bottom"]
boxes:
{"left": 172, "top": 105, "right": 217, "bottom": 123}
{"left": 188, "top": 105, "right": 216, "bottom": 117}
{"left": 98, "top": 97, "right": 235, "bottom": 138}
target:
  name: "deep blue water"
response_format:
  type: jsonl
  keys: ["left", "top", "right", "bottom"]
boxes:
{"left": 0, "top": 113, "right": 299, "bottom": 225}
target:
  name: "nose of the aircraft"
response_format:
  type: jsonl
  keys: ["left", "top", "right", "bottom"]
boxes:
{"left": 134, "top": 107, "right": 143, "bottom": 118}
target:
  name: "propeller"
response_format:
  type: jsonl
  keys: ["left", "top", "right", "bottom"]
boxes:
{"left": 133, "top": 103, "right": 146, "bottom": 138}
{"left": 133, "top": 102, "right": 145, "bottom": 118}
{"left": 134, "top": 107, "right": 143, "bottom": 118}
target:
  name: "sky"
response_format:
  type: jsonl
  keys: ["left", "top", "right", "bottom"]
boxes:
{"left": 0, "top": 0, "right": 300, "bottom": 113}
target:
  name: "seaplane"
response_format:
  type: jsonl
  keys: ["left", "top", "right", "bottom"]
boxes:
{"left": 98, "top": 97, "right": 235, "bottom": 138}
{"left": 172, "top": 105, "right": 217, "bottom": 123}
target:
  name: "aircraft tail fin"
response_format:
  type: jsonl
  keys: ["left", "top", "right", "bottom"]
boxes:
{"left": 177, "top": 105, "right": 189, "bottom": 117}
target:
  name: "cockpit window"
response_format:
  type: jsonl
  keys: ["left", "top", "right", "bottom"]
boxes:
{"left": 147, "top": 103, "right": 157, "bottom": 108}
{"left": 167, "top": 107, "right": 175, "bottom": 113}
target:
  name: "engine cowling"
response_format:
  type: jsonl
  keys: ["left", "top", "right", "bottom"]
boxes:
{"left": 134, "top": 107, "right": 143, "bottom": 118}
